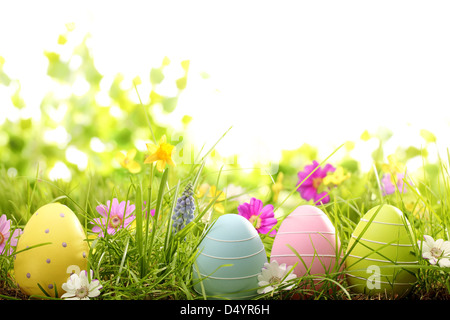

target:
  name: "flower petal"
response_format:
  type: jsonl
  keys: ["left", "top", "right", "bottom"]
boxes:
{"left": 166, "top": 157, "right": 176, "bottom": 166}
{"left": 250, "top": 198, "right": 263, "bottom": 216}
{"left": 144, "top": 153, "right": 159, "bottom": 164}
{"left": 261, "top": 268, "right": 272, "bottom": 280}
{"left": 156, "top": 159, "right": 166, "bottom": 172}
{"left": 439, "top": 258, "right": 450, "bottom": 268}
{"left": 126, "top": 149, "right": 137, "bottom": 160}
{"left": 260, "top": 205, "right": 275, "bottom": 219}
{"left": 315, "top": 191, "right": 330, "bottom": 204}
{"left": 260, "top": 217, "right": 277, "bottom": 228}
{"left": 0, "top": 217, "right": 10, "bottom": 234}
{"left": 61, "top": 292, "right": 76, "bottom": 299}
{"left": 128, "top": 161, "right": 141, "bottom": 173}
{"left": 115, "top": 151, "right": 125, "bottom": 163}
{"left": 96, "top": 205, "right": 108, "bottom": 217}
{"left": 146, "top": 142, "right": 158, "bottom": 154}
{"left": 159, "top": 135, "right": 167, "bottom": 145}
{"left": 237, "top": 203, "right": 251, "bottom": 219}
{"left": 441, "top": 241, "right": 450, "bottom": 255}
{"left": 300, "top": 186, "right": 317, "bottom": 201}
{"left": 435, "top": 238, "right": 445, "bottom": 249}
{"left": 423, "top": 235, "right": 435, "bottom": 249}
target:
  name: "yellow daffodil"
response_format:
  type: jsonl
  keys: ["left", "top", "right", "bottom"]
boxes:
{"left": 271, "top": 172, "right": 284, "bottom": 202}
{"left": 116, "top": 149, "right": 141, "bottom": 173}
{"left": 323, "top": 166, "right": 351, "bottom": 186}
{"left": 144, "top": 135, "right": 175, "bottom": 172}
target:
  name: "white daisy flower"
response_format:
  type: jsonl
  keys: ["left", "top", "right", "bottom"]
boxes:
{"left": 257, "top": 260, "right": 297, "bottom": 294}
{"left": 420, "top": 235, "right": 450, "bottom": 268}
{"left": 61, "top": 270, "right": 103, "bottom": 300}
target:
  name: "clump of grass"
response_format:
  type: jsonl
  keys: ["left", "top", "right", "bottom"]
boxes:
{"left": 1, "top": 140, "right": 450, "bottom": 300}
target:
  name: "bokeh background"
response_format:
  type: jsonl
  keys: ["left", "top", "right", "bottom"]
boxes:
{"left": 0, "top": 0, "right": 449, "bottom": 182}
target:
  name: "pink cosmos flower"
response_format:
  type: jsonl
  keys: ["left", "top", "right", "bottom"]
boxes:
{"left": 91, "top": 198, "right": 136, "bottom": 237}
{"left": 238, "top": 198, "right": 277, "bottom": 236}
{"left": 0, "top": 214, "right": 22, "bottom": 255}
{"left": 381, "top": 173, "right": 407, "bottom": 196}
{"left": 296, "top": 160, "right": 336, "bottom": 205}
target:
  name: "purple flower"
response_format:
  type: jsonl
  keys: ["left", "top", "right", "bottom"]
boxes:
{"left": 381, "top": 173, "right": 407, "bottom": 196}
{"left": 91, "top": 198, "right": 136, "bottom": 237}
{"left": 0, "top": 214, "right": 22, "bottom": 255}
{"left": 238, "top": 198, "right": 277, "bottom": 236}
{"left": 296, "top": 160, "right": 336, "bottom": 205}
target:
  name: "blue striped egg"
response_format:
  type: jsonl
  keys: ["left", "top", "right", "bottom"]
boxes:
{"left": 192, "top": 214, "right": 267, "bottom": 299}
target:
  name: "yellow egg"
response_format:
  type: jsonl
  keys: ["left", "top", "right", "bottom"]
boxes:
{"left": 14, "top": 203, "right": 89, "bottom": 298}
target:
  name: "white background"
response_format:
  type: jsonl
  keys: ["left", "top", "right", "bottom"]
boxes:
{"left": 1, "top": 0, "right": 450, "bottom": 173}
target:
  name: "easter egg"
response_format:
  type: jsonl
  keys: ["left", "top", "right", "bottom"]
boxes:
{"left": 345, "top": 204, "right": 418, "bottom": 296}
{"left": 192, "top": 214, "right": 267, "bottom": 299}
{"left": 270, "top": 205, "right": 342, "bottom": 285}
{"left": 14, "top": 203, "right": 89, "bottom": 298}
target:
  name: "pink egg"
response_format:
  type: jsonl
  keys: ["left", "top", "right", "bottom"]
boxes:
{"left": 270, "top": 205, "right": 342, "bottom": 282}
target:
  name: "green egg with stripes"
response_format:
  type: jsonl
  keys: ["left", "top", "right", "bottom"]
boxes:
{"left": 192, "top": 214, "right": 267, "bottom": 299}
{"left": 345, "top": 204, "right": 418, "bottom": 297}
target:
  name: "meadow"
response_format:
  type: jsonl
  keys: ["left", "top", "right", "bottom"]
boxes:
{"left": 1, "top": 28, "right": 450, "bottom": 301}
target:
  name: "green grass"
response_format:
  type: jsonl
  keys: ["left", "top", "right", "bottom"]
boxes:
{"left": 1, "top": 140, "right": 450, "bottom": 301}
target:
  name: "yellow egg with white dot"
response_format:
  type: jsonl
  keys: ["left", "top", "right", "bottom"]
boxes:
{"left": 14, "top": 203, "right": 89, "bottom": 298}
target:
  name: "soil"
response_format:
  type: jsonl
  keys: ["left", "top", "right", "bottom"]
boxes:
{"left": 1, "top": 280, "right": 449, "bottom": 300}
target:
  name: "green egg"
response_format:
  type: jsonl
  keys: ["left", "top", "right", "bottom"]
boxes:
{"left": 345, "top": 204, "right": 418, "bottom": 297}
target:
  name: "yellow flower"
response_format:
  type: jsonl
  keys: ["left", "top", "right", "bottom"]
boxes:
{"left": 271, "top": 172, "right": 284, "bottom": 202}
{"left": 87, "top": 233, "right": 99, "bottom": 254}
{"left": 144, "top": 135, "right": 175, "bottom": 172}
{"left": 209, "top": 186, "right": 226, "bottom": 214}
{"left": 382, "top": 154, "right": 405, "bottom": 175}
{"left": 195, "top": 183, "right": 209, "bottom": 198}
{"left": 405, "top": 202, "right": 421, "bottom": 219}
{"left": 196, "top": 183, "right": 226, "bottom": 214}
{"left": 116, "top": 149, "right": 141, "bottom": 173}
{"left": 381, "top": 154, "right": 407, "bottom": 185}
{"left": 323, "top": 166, "right": 351, "bottom": 186}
